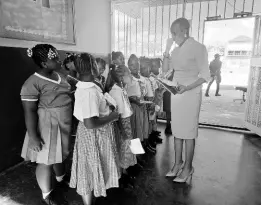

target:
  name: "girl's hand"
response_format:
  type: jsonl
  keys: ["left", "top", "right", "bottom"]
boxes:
{"left": 110, "top": 111, "right": 120, "bottom": 122}
{"left": 149, "top": 103, "right": 155, "bottom": 110}
{"left": 29, "top": 136, "right": 44, "bottom": 152}
{"left": 177, "top": 84, "right": 188, "bottom": 94}
{"left": 109, "top": 105, "right": 116, "bottom": 111}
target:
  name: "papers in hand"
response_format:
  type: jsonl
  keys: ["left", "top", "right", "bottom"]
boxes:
{"left": 129, "top": 138, "right": 145, "bottom": 154}
{"left": 150, "top": 74, "right": 179, "bottom": 95}
{"left": 140, "top": 100, "right": 153, "bottom": 104}
{"left": 159, "top": 78, "right": 178, "bottom": 87}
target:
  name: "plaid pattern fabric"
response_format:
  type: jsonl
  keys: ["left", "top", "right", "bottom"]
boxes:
{"left": 113, "top": 117, "right": 137, "bottom": 169}
{"left": 130, "top": 103, "right": 144, "bottom": 141}
{"left": 21, "top": 105, "right": 72, "bottom": 165}
{"left": 144, "top": 96, "right": 156, "bottom": 133}
{"left": 70, "top": 122, "right": 120, "bottom": 197}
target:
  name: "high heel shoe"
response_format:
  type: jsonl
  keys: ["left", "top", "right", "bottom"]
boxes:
{"left": 165, "top": 162, "right": 184, "bottom": 177}
{"left": 173, "top": 167, "right": 194, "bottom": 183}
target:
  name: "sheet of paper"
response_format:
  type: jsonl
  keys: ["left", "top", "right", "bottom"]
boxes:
{"left": 140, "top": 100, "right": 153, "bottom": 104}
{"left": 130, "top": 138, "right": 145, "bottom": 155}
{"left": 159, "top": 78, "right": 178, "bottom": 87}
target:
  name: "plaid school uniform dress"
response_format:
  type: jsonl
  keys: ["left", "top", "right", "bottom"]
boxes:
{"left": 70, "top": 82, "right": 120, "bottom": 197}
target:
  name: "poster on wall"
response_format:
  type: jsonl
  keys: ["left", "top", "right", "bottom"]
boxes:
{"left": 0, "top": 0, "right": 75, "bottom": 44}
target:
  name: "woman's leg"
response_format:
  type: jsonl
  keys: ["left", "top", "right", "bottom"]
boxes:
{"left": 36, "top": 164, "right": 53, "bottom": 196}
{"left": 205, "top": 76, "right": 215, "bottom": 96}
{"left": 174, "top": 137, "right": 183, "bottom": 165}
{"left": 168, "top": 137, "right": 183, "bottom": 173}
{"left": 179, "top": 139, "right": 195, "bottom": 177}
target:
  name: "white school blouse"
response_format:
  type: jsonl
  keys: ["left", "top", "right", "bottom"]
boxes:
{"left": 109, "top": 84, "right": 132, "bottom": 119}
{"left": 145, "top": 76, "right": 159, "bottom": 98}
{"left": 74, "top": 81, "right": 110, "bottom": 122}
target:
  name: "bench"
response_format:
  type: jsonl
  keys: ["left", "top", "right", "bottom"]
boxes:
{"left": 234, "top": 86, "right": 248, "bottom": 104}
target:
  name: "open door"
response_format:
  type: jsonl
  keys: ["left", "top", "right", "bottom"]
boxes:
{"left": 201, "top": 17, "right": 256, "bottom": 129}
{"left": 244, "top": 15, "right": 261, "bottom": 136}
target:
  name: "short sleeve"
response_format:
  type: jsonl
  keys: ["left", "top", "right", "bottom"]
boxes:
{"left": 81, "top": 89, "right": 100, "bottom": 119}
{"left": 20, "top": 76, "right": 40, "bottom": 102}
{"left": 126, "top": 81, "right": 141, "bottom": 97}
{"left": 109, "top": 89, "right": 125, "bottom": 115}
{"left": 196, "top": 44, "right": 210, "bottom": 82}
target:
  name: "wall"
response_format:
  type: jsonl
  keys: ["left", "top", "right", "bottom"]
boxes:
{"left": 0, "top": 0, "right": 112, "bottom": 172}
{"left": 0, "top": 0, "right": 112, "bottom": 55}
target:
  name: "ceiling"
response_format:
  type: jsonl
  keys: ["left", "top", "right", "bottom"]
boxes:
{"left": 112, "top": 0, "right": 217, "bottom": 5}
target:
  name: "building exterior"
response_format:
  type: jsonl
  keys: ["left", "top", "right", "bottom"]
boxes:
{"left": 224, "top": 35, "right": 253, "bottom": 85}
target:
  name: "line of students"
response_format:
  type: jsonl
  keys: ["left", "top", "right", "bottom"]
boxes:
{"left": 20, "top": 44, "right": 167, "bottom": 205}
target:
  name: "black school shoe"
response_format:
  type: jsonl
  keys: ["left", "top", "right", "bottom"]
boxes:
{"left": 119, "top": 174, "right": 134, "bottom": 189}
{"left": 42, "top": 191, "right": 58, "bottom": 205}
{"left": 147, "top": 138, "right": 157, "bottom": 153}
{"left": 42, "top": 190, "right": 68, "bottom": 205}
{"left": 150, "top": 132, "right": 163, "bottom": 144}
{"left": 147, "top": 145, "right": 156, "bottom": 154}
{"left": 152, "top": 130, "right": 161, "bottom": 136}
{"left": 56, "top": 175, "right": 71, "bottom": 192}
{"left": 127, "top": 165, "right": 141, "bottom": 178}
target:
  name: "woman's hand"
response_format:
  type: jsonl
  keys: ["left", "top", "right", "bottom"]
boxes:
{"left": 177, "top": 84, "right": 188, "bottom": 94}
{"left": 29, "top": 136, "right": 44, "bottom": 152}
{"left": 165, "top": 38, "right": 174, "bottom": 53}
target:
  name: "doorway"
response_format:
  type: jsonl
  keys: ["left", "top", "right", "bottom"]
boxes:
{"left": 201, "top": 17, "right": 256, "bottom": 128}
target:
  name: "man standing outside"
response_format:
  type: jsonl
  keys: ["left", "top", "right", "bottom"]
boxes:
{"left": 205, "top": 53, "right": 222, "bottom": 97}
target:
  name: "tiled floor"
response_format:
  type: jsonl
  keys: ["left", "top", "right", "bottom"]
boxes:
{"left": 0, "top": 123, "right": 260, "bottom": 205}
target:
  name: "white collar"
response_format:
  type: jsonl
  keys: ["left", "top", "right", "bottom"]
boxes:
{"left": 112, "top": 84, "right": 121, "bottom": 90}
{"left": 34, "top": 72, "right": 61, "bottom": 84}
{"left": 132, "top": 76, "right": 139, "bottom": 82}
{"left": 181, "top": 37, "right": 194, "bottom": 47}
{"left": 76, "top": 81, "right": 103, "bottom": 92}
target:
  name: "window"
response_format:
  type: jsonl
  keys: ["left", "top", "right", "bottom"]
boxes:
{"left": 241, "top": 51, "right": 248, "bottom": 56}
{"left": 235, "top": 51, "right": 241, "bottom": 55}
{"left": 228, "top": 51, "right": 234, "bottom": 55}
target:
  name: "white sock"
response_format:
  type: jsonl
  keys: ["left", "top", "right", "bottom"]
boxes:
{"left": 42, "top": 190, "right": 52, "bottom": 199}
{"left": 56, "top": 174, "right": 65, "bottom": 182}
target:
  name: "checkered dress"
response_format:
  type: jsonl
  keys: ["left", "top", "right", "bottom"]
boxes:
{"left": 113, "top": 117, "right": 137, "bottom": 169}
{"left": 69, "top": 122, "right": 120, "bottom": 197}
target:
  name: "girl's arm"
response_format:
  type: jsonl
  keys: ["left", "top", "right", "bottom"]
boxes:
{"left": 22, "top": 101, "right": 44, "bottom": 151}
{"left": 84, "top": 111, "right": 119, "bottom": 129}
{"left": 128, "top": 96, "right": 141, "bottom": 106}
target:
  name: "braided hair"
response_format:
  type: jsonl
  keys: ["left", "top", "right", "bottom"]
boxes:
{"left": 127, "top": 54, "right": 138, "bottom": 65}
{"left": 139, "top": 56, "right": 151, "bottom": 68}
{"left": 96, "top": 58, "right": 106, "bottom": 68}
{"left": 27, "top": 44, "right": 58, "bottom": 68}
{"left": 104, "top": 64, "right": 127, "bottom": 93}
{"left": 63, "top": 53, "right": 77, "bottom": 70}
{"left": 150, "top": 58, "right": 162, "bottom": 75}
{"left": 139, "top": 56, "right": 151, "bottom": 77}
{"left": 112, "top": 51, "right": 123, "bottom": 61}
{"left": 74, "top": 53, "right": 98, "bottom": 77}
{"left": 151, "top": 58, "right": 162, "bottom": 67}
